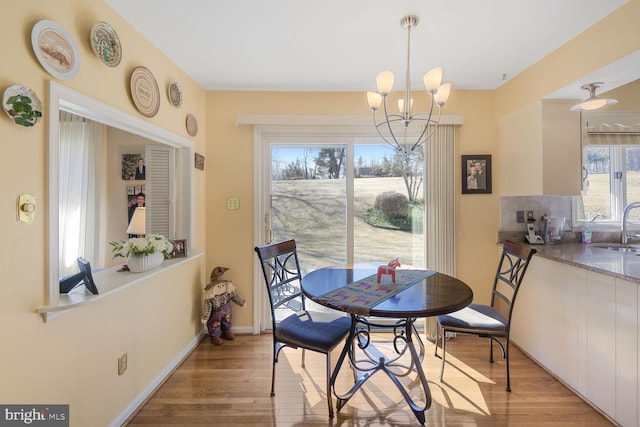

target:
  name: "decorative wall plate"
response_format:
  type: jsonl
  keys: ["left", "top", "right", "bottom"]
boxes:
{"left": 90, "top": 21, "right": 122, "bottom": 67}
{"left": 31, "top": 19, "right": 81, "bottom": 80}
{"left": 186, "top": 114, "right": 198, "bottom": 136}
{"left": 2, "top": 84, "right": 43, "bottom": 127}
{"left": 130, "top": 66, "right": 160, "bottom": 117}
{"left": 168, "top": 81, "right": 183, "bottom": 108}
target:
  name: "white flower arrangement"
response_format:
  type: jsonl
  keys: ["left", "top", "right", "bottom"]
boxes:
{"left": 110, "top": 234, "right": 174, "bottom": 258}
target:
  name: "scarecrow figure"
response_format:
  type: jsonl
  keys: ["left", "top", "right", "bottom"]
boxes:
{"left": 201, "top": 266, "right": 246, "bottom": 345}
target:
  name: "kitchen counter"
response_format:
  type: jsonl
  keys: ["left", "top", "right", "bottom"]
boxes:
{"left": 510, "top": 242, "right": 640, "bottom": 426}
{"left": 528, "top": 243, "right": 640, "bottom": 284}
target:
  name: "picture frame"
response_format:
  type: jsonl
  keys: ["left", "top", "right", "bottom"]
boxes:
{"left": 122, "top": 153, "right": 145, "bottom": 181}
{"left": 195, "top": 153, "right": 205, "bottom": 170}
{"left": 127, "top": 187, "right": 145, "bottom": 224}
{"left": 462, "top": 154, "right": 492, "bottom": 194}
{"left": 171, "top": 239, "right": 187, "bottom": 258}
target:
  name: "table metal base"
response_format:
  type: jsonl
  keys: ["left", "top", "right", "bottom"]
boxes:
{"left": 331, "top": 316, "right": 431, "bottom": 425}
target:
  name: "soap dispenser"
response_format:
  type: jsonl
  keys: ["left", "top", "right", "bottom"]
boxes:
{"left": 582, "top": 225, "right": 592, "bottom": 244}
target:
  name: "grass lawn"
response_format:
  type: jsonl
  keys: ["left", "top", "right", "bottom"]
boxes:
{"left": 583, "top": 171, "right": 640, "bottom": 220}
{"left": 271, "top": 176, "right": 425, "bottom": 273}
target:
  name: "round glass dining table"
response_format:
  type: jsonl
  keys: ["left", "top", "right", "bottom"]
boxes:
{"left": 301, "top": 264, "right": 473, "bottom": 425}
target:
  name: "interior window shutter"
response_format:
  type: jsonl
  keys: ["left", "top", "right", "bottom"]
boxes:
{"left": 145, "top": 145, "right": 174, "bottom": 238}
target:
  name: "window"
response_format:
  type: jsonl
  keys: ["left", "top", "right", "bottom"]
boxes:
{"left": 44, "top": 82, "right": 194, "bottom": 318}
{"left": 578, "top": 112, "right": 640, "bottom": 225}
{"left": 58, "top": 112, "right": 105, "bottom": 277}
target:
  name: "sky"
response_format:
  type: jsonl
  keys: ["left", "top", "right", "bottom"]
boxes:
{"left": 272, "top": 144, "right": 399, "bottom": 165}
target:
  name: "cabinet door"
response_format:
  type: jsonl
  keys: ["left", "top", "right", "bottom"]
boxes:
{"left": 586, "top": 271, "right": 616, "bottom": 416}
{"left": 615, "top": 278, "right": 638, "bottom": 427}
{"left": 498, "top": 100, "right": 580, "bottom": 196}
{"left": 575, "top": 267, "right": 588, "bottom": 396}
{"left": 543, "top": 260, "right": 563, "bottom": 375}
{"left": 511, "top": 256, "right": 544, "bottom": 358}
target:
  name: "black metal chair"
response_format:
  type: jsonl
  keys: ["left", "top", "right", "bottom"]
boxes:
{"left": 434, "top": 240, "right": 537, "bottom": 391}
{"left": 254, "top": 239, "right": 352, "bottom": 418}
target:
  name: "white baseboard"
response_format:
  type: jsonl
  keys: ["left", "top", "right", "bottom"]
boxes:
{"left": 109, "top": 330, "right": 206, "bottom": 427}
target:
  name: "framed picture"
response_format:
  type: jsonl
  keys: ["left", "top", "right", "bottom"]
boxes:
{"left": 127, "top": 188, "right": 145, "bottom": 224}
{"left": 462, "top": 155, "right": 492, "bottom": 194}
{"left": 171, "top": 239, "right": 187, "bottom": 258}
{"left": 122, "top": 153, "right": 145, "bottom": 181}
{"left": 195, "top": 153, "right": 205, "bottom": 170}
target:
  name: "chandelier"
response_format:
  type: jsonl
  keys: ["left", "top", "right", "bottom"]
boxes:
{"left": 367, "top": 15, "right": 451, "bottom": 154}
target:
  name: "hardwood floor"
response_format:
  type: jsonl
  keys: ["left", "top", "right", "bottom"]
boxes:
{"left": 125, "top": 332, "right": 613, "bottom": 426}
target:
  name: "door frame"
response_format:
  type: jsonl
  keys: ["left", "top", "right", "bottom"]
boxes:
{"left": 251, "top": 121, "right": 424, "bottom": 333}
{"left": 247, "top": 115, "right": 460, "bottom": 334}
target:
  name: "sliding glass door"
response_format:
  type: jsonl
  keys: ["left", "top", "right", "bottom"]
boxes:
{"left": 270, "top": 144, "right": 348, "bottom": 272}
{"left": 268, "top": 140, "right": 426, "bottom": 273}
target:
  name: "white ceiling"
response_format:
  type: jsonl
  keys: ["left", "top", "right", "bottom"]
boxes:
{"left": 106, "top": 0, "right": 630, "bottom": 99}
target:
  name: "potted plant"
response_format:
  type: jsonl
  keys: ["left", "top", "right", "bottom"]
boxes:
{"left": 110, "top": 234, "right": 173, "bottom": 273}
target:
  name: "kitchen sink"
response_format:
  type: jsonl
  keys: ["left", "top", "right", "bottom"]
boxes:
{"left": 594, "top": 245, "right": 640, "bottom": 253}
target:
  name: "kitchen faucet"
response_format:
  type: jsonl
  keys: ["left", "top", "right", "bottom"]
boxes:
{"left": 621, "top": 202, "right": 640, "bottom": 244}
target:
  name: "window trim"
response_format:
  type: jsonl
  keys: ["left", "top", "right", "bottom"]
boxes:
{"left": 43, "top": 81, "right": 195, "bottom": 320}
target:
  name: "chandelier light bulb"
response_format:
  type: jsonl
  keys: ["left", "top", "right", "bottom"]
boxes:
{"left": 367, "top": 92, "right": 383, "bottom": 111}
{"left": 434, "top": 83, "right": 451, "bottom": 107}
{"left": 376, "top": 71, "right": 394, "bottom": 96}
{"left": 398, "top": 98, "right": 414, "bottom": 113}
{"left": 423, "top": 67, "right": 443, "bottom": 94}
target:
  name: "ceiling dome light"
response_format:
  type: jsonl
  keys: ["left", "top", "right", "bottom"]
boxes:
{"left": 570, "top": 82, "right": 617, "bottom": 112}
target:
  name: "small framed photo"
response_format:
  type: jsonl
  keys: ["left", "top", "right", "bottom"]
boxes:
{"left": 122, "top": 153, "right": 145, "bottom": 181}
{"left": 462, "top": 155, "right": 492, "bottom": 194}
{"left": 195, "top": 153, "right": 205, "bottom": 170}
{"left": 171, "top": 239, "right": 187, "bottom": 258}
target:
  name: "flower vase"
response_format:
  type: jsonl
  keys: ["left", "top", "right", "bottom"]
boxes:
{"left": 127, "top": 252, "right": 164, "bottom": 273}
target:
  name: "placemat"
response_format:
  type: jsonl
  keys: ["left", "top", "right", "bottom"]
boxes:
{"left": 315, "top": 269, "right": 434, "bottom": 315}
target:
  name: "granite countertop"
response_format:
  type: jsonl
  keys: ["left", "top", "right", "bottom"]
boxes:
{"left": 526, "top": 243, "right": 640, "bottom": 285}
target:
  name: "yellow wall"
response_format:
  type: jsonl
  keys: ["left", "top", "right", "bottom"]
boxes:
{"left": 604, "top": 79, "right": 640, "bottom": 111}
{"left": 206, "top": 88, "right": 501, "bottom": 323}
{"left": 495, "top": 0, "right": 640, "bottom": 118}
{"left": 3, "top": 0, "right": 640, "bottom": 425}
{"left": 0, "top": 1, "right": 207, "bottom": 425}
{"left": 206, "top": 0, "right": 640, "bottom": 323}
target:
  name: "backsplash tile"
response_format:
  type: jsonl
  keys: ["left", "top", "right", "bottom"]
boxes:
{"left": 499, "top": 195, "right": 621, "bottom": 244}
{"left": 500, "top": 196, "right": 572, "bottom": 232}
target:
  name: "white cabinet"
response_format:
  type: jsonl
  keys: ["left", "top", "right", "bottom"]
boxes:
{"left": 498, "top": 100, "right": 581, "bottom": 196}
{"left": 512, "top": 256, "right": 638, "bottom": 426}
{"left": 585, "top": 270, "right": 616, "bottom": 417}
{"left": 615, "top": 278, "right": 638, "bottom": 427}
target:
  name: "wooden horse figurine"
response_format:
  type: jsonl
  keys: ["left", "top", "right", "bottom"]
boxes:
{"left": 377, "top": 259, "right": 401, "bottom": 283}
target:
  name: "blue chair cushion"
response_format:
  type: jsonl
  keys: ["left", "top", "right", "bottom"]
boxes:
{"left": 275, "top": 310, "right": 352, "bottom": 353}
{"left": 437, "top": 303, "right": 507, "bottom": 333}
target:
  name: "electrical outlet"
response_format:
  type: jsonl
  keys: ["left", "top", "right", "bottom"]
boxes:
{"left": 118, "top": 352, "right": 127, "bottom": 375}
{"left": 516, "top": 211, "right": 525, "bottom": 223}
{"left": 526, "top": 210, "right": 534, "bottom": 221}
{"left": 226, "top": 197, "right": 240, "bottom": 210}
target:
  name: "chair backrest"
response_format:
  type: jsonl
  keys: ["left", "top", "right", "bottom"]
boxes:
{"left": 254, "top": 239, "right": 305, "bottom": 327}
{"left": 490, "top": 240, "right": 537, "bottom": 327}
